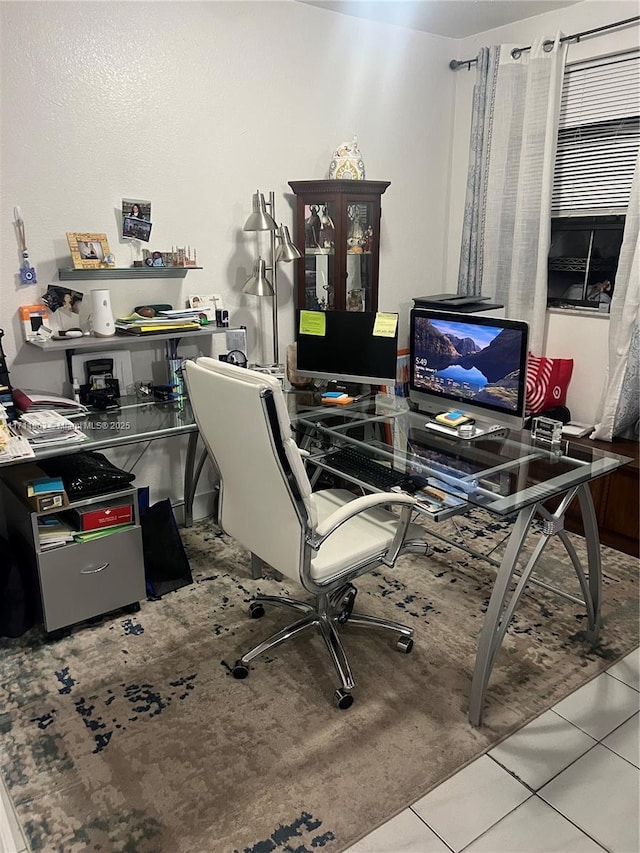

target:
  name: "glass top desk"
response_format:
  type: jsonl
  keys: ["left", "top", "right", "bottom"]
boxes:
{"left": 289, "top": 393, "right": 632, "bottom": 726}
{"left": 1, "top": 397, "right": 201, "bottom": 527}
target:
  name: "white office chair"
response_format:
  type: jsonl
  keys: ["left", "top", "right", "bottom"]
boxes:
{"left": 184, "top": 357, "right": 430, "bottom": 708}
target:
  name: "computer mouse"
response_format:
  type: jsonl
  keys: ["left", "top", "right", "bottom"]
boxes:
{"left": 64, "top": 329, "right": 84, "bottom": 338}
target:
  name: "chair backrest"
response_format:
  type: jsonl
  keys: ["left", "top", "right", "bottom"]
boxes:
{"left": 184, "top": 357, "right": 315, "bottom": 581}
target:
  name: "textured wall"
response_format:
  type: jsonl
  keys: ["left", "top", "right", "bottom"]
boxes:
{"left": 0, "top": 0, "right": 455, "bottom": 507}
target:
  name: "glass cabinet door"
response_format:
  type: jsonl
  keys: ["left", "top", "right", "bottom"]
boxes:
{"left": 303, "top": 200, "right": 337, "bottom": 310}
{"left": 289, "top": 180, "right": 390, "bottom": 313}
{"left": 345, "top": 200, "right": 374, "bottom": 311}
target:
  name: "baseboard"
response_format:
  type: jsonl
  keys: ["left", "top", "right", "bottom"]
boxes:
{"left": 172, "top": 489, "right": 217, "bottom": 527}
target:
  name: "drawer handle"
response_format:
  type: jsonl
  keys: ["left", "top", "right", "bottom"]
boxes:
{"left": 80, "top": 562, "right": 109, "bottom": 574}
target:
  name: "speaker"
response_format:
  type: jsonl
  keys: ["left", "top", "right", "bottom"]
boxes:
{"left": 91, "top": 289, "right": 115, "bottom": 337}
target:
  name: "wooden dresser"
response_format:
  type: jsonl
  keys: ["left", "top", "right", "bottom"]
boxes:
{"left": 564, "top": 435, "right": 639, "bottom": 557}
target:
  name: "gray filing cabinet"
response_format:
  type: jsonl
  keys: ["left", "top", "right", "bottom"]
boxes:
{"left": 1, "top": 482, "right": 145, "bottom": 634}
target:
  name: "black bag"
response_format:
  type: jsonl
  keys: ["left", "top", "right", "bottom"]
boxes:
{"left": 0, "top": 535, "right": 37, "bottom": 638}
{"left": 139, "top": 495, "right": 193, "bottom": 599}
{"left": 38, "top": 451, "right": 135, "bottom": 499}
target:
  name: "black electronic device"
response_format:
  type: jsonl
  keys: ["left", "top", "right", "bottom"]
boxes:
{"left": 408, "top": 307, "right": 529, "bottom": 432}
{"left": 81, "top": 358, "right": 120, "bottom": 410}
{"left": 412, "top": 295, "right": 504, "bottom": 313}
{"left": 413, "top": 294, "right": 491, "bottom": 306}
{"left": 295, "top": 310, "right": 399, "bottom": 386}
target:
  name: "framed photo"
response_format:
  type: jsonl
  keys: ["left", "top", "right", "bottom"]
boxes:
{"left": 66, "top": 233, "right": 113, "bottom": 269}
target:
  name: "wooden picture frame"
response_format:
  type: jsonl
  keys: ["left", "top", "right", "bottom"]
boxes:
{"left": 66, "top": 232, "right": 113, "bottom": 269}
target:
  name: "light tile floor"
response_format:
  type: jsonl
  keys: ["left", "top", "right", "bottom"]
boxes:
{"left": 346, "top": 648, "right": 640, "bottom": 853}
{"left": 1, "top": 650, "right": 638, "bottom": 853}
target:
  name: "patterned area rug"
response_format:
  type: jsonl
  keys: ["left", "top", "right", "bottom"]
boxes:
{"left": 0, "top": 510, "right": 638, "bottom": 853}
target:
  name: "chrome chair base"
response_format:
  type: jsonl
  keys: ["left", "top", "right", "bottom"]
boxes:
{"left": 231, "top": 583, "right": 414, "bottom": 708}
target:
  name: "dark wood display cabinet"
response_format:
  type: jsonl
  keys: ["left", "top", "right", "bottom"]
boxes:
{"left": 289, "top": 180, "right": 390, "bottom": 312}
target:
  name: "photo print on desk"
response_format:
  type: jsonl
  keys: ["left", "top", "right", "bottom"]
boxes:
{"left": 41, "top": 285, "right": 84, "bottom": 335}
{"left": 122, "top": 197, "right": 152, "bottom": 242}
{"left": 188, "top": 294, "right": 220, "bottom": 321}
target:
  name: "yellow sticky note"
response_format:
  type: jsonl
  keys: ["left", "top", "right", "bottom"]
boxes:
{"left": 373, "top": 312, "right": 398, "bottom": 337}
{"left": 299, "top": 310, "right": 326, "bottom": 336}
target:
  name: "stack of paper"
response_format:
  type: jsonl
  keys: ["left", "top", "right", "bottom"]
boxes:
{"left": 27, "top": 475, "right": 64, "bottom": 497}
{"left": 0, "top": 416, "right": 35, "bottom": 460}
{"left": 38, "top": 517, "right": 75, "bottom": 551}
{"left": 321, "top": 392, "right": 355, "bottom": 406}
{"left": 17, "top": 410, "right": 87, "bottom": 447}
{"left": 115, "top": 311, "right": 201, "bottom": 335}
{"left": 13, "top": 388, "right": 87, "bottom": 415}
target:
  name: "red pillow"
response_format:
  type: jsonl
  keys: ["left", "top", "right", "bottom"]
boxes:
{"left": 526, "top": 353, "right": 574, "bottom": 414}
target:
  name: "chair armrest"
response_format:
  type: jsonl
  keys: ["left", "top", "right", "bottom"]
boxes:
{"left": 297, "top": 447, "right": 310, "bottom": 458}
{"left": 311, "top": 492, "right": 417, "bottom": 544}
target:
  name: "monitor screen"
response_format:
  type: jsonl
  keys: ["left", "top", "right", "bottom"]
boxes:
{"left": 409, "top": 308, "right": 529, "bottom": 430}
{"left": 296, "top": 310, "right": 399, "bottom": 385}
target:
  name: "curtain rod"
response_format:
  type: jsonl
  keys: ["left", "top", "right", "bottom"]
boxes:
{"left": 449, "top": 14, "right": 640, "bottom": 70}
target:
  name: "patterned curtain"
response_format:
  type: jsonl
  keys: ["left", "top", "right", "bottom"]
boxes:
{"left": 457, "top": 36, "right": 567, "bottom": 353}
{"left": 457, "top": 47, "right": 496, "bottom": 296}
{"left": 592, "top": 152, "right": 640, "bottom": 441}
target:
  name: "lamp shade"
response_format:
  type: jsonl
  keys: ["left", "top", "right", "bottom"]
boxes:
{"left": 242, "top": 258, "right": 274, "bottom": 297}
{"left": 275, "top": 224, "right": 302, "bottom": 262}
{"left": 244, "top": 191, "right": 277, "bottom": 231}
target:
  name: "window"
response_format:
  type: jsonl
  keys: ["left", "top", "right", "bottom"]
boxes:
{"left": 547, "top": 50, "right": 640, "bottom": 312}
{"left": 547, "top": 215, "right": 624, "bottom": 310}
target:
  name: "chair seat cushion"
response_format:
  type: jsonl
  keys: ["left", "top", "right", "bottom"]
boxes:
{"left": 309, "top": 489, "right": 425, "bottom": 583}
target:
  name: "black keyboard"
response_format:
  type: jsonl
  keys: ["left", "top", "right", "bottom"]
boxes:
{"left": 323, "top": 446, "right": 420, "bottom": 491}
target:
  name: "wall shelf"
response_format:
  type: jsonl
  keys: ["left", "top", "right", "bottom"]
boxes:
{"left": 27, "top": 326, "right": 237, "bottom": 382}
{"left": 58, "top": 267, "right": 202, "bottom": 281}
{"left": 27, "top": 326, "right": 230, "bottom": 354}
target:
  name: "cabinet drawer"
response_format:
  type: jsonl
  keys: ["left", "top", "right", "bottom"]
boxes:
{"left": 38, "top": 526, "right": 145, "bottom": 631}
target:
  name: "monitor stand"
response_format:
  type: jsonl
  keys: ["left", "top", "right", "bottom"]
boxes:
{"left": 424, "top": 419, "right": 507, "bottom": 440}
{"left": 326, "top": 380, "right": 372, "bottom": 398}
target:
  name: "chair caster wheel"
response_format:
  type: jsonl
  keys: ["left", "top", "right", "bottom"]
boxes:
{"left": 249, "top": 602, "right": 265, "bottom": 619}
{"left": 397, "top": 636, "right": 413, "bottom": 654}
{"left": 231, "top": 661, "right": 249, "bottom": 679}
{"left": 334, "top": 689, "right": 354, "bottom": 710}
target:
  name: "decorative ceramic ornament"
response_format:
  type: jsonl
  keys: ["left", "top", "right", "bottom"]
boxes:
{"left": 91, "top": 289, "right": 115, "bottom": 337}
{"left": 328, "top": 135, "right": 365, "bottom": 180}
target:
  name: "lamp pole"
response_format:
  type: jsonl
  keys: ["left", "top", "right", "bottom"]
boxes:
{"left": 268, "top": 192, "right": 279, "bottom": 367}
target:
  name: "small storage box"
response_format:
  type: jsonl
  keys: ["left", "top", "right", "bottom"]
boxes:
{"left": 67, "top": 500, "right": 133, "bottom": 532}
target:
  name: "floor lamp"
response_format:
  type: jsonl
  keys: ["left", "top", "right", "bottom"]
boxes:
{"left": 242, "top": 190, "right": 301, "bottom": 369}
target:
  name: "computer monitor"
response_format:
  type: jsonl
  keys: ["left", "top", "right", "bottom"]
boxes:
{"left": 296, "top": 310, "right": 399, "bottom": 386}
{"left": 409, "top": 307, "right": 529, "bottom": 431}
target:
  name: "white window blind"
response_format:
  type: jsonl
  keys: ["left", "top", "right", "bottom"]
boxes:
{"left": 552, "top": 51, "right": 640, "bottom": 215}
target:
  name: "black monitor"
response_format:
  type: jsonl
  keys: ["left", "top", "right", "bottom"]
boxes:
{"left": 409, "top": 307, "right": 529, "bottom": 432}
{"left": 296, "top": 310, "right": 398, "bottom": 386}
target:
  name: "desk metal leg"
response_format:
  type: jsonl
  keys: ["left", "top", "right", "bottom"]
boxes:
{"left": 183, "top": 431, "right": 200, "bottom": 528}
{"left": 469, "top": 503, "right": 537, "bottom": 727}
{"left": 577, "top": 483, "right": 602, "bottom": 639}
{"left": 469, "top": 484, "right": 603, "bottom": 727}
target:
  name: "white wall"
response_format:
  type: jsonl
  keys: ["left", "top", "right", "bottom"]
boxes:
{"left": 445, "top": 0, "right": 639, "bottom": 424}
{"left": 0, "top": 0, "right": 457, "bottom": 508}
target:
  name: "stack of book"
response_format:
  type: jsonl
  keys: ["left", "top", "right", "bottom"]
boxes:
{"left": 115, "top": 311, "right": 201, "bottom": 335}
